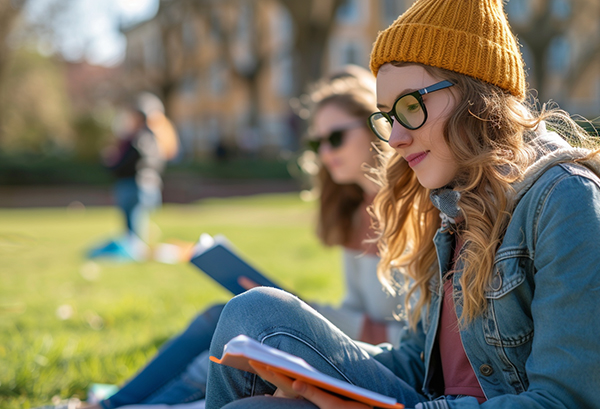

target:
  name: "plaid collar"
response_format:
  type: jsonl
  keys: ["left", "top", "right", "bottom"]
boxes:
{"left": 430, "top": 187, "right": 462, "bottom": 229}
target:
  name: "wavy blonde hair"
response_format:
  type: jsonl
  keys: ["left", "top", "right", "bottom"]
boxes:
{"left": 373, "top": 62, "right": 600, "bottom": 328}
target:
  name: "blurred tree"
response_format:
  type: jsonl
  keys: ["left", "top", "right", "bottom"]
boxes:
{"left": 198, "top": 0, "right": 273, "bottom": 140}
{"left": 149, "top": 0, "right": 197, "bottom": 117}
{"left": 0, "top": 0, "right": 116, "bottom": 158}
{"left": 511, "top": 0, "right": 600, "bottom": 103}
{"left": 0, "top": 0, "right": 71, "bottom": 88}
{"left": 0, "top": 0, "right": 72, "bottom": 151}
{"left": 72, "top": 113, "right": 113, "bottom": 160}
{"left": 560, "top": 0, "right": 600, "bottom": 102}
{"left": 148, "top": 0, "right": 344, "bottom": 125}
{"left": 279, "top": 0, "right": 345, "bottom": 95}
{"left": 0, "top": 49, "right": 73, "bottom": 154}
{"left": 0, "top": 0, "right": 27, "bottom": 134}
{"left": 195, "top": 0, "right": 343, "bottom": 148}
{"left": 0, "top": 0, "right": 25, "bottom": 79}
{"left": 133, "top": 0, "right": 344, "bottom": 153}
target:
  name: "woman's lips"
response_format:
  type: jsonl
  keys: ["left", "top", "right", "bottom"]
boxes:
{"left": 326, "top": 158, "right": 343, "bottom": 169}
{"left": 405, "top": 151, "right": 428, "bottom": 167}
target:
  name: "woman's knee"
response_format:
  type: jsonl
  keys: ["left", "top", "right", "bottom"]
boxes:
{"left": 222, "top": 287, "right": 301, "bottom": 322}
{"left": 210, "top": 288, "right": 302, "bottom": 354}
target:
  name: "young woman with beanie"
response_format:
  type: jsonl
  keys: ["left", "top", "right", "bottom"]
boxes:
{"left": 203, "top": 0, "right": 600, "bottom": 408}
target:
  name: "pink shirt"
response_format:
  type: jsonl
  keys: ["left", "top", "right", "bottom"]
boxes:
{"left": 438, "top": 236, "right": 487, "bottom": 403}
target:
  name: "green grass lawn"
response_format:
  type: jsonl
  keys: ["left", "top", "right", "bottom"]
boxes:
{"left": 0, "top": 193, "right": 343, "bottom": 408}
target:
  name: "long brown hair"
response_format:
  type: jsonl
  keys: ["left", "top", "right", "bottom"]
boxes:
{"left": 305, "top": 66, "right": 381, "bottom": 247}
{"left": 374, "top": 62, "right": 600, "bottom": 328}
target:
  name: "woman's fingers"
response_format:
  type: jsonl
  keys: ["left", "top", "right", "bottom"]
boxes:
{"left": 238, "top": 276, "right": 260, "bottom": 290}
{"left": 292, "top": 380, "right": 373, "bottom": 409}
{"left": 249, "top": 361, "right": 373, "bottom": 408}
{"left": 249, "top": 360, "right": 300, "bottom": 399}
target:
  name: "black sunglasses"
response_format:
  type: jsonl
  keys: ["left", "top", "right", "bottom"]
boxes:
{"left": 307, "top": 120, "right": 365, "bottom": 153}
{"left": 368, "top": 80, "right": 454, "bottom": 142}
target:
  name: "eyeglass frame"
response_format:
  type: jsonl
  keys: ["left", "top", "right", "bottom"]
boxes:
{"left": 306, "top": 119, "right": 366, "bottom": 153}
{"left": 368, "top": 80, "right": 455, "bottom": 142}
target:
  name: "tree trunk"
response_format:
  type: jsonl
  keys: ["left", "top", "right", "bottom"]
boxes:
{"left": 0, "top": 0, "right": 27, "bottom": 139}
{"left": 279, "top": 0, "right": 344, "bottom": 96}
{"left": 513, "top": 0, "right": 567, "bottom": 102}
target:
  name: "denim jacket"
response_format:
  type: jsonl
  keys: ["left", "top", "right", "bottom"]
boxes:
{"left": 391, "top": 138, "right": 600, "bottom": 408}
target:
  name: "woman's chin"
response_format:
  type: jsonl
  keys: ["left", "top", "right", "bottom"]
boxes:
{"left": 330, "top": 173, "right": 356, "bottom": 186}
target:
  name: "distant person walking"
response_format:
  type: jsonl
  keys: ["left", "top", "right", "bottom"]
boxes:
{"left": 90, "top": 92, "right": 178, "bottom": 261}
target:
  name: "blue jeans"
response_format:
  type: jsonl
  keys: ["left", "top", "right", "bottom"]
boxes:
{"left": 205, "top": 288, "right": 429, "bottom": 409}
{"left": 100, "top": 304, "right": 225, "bottom": 408}
{"left": 114, "top": 177, "right": 161, "bottom": 241}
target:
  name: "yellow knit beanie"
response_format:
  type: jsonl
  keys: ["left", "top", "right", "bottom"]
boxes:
{"left": 369, "top": 0, "right": 526, "bottom": 100}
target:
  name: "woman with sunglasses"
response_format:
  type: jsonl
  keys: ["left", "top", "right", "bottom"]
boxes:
{"left": 55, "top": 65, "right": 406, "bottom": 409}
{"left": 302, "top": 64, "right": 406, "bottom": 347}
{"left": 204, "top": 1, "right": 600, "bottom": 408}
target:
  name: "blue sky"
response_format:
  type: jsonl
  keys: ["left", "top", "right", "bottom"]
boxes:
{"left": 24, "top": 0, "right": 159, "bottom": 66}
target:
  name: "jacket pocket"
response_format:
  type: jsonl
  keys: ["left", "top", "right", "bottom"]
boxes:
{"left": 483, "top": 252, "right": 534, "bottom": 348}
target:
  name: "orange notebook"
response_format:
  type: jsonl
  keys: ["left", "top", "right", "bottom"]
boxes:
{"left": 210, "top": 335, "right": 404, "bottom": 409}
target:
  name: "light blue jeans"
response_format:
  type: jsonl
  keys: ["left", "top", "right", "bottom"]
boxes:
{"left": 205, "top": 287, "right": 429, "bottom": 409}
{"left": 114, "top": 177, "right": 161, "bottom": 241}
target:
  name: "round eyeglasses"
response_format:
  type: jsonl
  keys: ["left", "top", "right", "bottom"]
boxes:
{"left": 368, "top": 80, "right": 454, "bottom": 142}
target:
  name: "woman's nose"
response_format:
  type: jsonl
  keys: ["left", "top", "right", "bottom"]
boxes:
{"left": 387, "top": 120, "right": 412, "bottom": 150}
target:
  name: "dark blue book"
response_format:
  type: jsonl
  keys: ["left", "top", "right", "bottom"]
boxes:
{"left": 190, "top": 234, "right": 284, "bottom": 295}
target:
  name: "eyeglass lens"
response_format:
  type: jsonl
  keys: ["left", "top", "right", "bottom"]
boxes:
{"left": 369, "top": 94, "right": 425, "bottom": 141}
{"left": 369, "top": 113, "right": 392, "bottom": 141}
{"left": 396, "top": 94, "right": 425, "bottom": 129}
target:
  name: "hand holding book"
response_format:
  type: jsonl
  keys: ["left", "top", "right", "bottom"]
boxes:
{"left": 250, "top": 361, "right": 377, "bottom": 408}
{"left": 190, "top": 234, "right": 285, "bottom": 295}
{"left": 210, "top": 335, "right": 404, "bottom": 409}
{"left": 237, "top": 276, "right": 261, "bottom": 291}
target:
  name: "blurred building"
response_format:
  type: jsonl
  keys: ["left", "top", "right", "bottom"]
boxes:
{"left": 119, "top": 0, "right": 412, "bottom": 160}
{"left": 507, "top": 0, "right": 600, "bottom": 118}
{"left": 119, "top": 0, "right": 600, "bottom": 160}
{"left": 64, "top": 61, "right": 122, "bottom": 114}
{"left": 121, "top": 0, "right": 296, "bottom": 159}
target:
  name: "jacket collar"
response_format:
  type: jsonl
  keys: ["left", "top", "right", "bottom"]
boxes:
{"left": 429, "top": 122, "right": 599, "bottom": 227}
{"left": 511, "top": 122, "right": 600, "bottom": 204}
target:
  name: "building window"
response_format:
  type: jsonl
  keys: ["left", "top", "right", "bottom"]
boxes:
{"left": 210, "top": 60, "right": 227, "bottom": 95}
{"left": 547, "top": 35, "right": 570, "bottom": 74}
{"left": 272, "top": 51, "right": 294, "bottom": 97}
{"left": 341, "top": 41, "right": 364, "bottom": 66}
{"left": 551, "top": 0, "right": 571, "bottom": 19}
{"left": 336, "top": 0, "right": 360, "bottom": 24}
{"left": 505, "top": 0, "right": 531, "bottom": 25}
{"left": 209, "top": 9, "right": 222, "bottom": 41}
{"left": 182, "top": 19, "right": 197, "bottom": 51}
{"left": 380, "top": 0, "right": 403, "bottom": 26}
{"left": 344, "top": 44, "right": 358, "bottom": 65}
{"left": 179, "top": 74, "right": 198, "bottom": 98}
{"left": 143, "top": 32, "right": 164, "bottom": 71}
{"left": 520, "top": 40, "right": 534, "bottom": 80}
